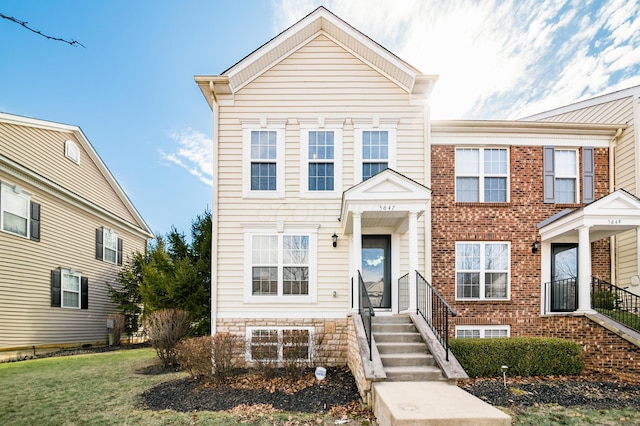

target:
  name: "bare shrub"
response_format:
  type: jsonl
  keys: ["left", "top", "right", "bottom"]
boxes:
{"left": 175, "top": 336, "right": 213, "bottom": 379}
{"left": 212, "top": 332, "right": 243, "bottom": 380}
{"left": 282, "top": 329, "right": 312, "bottom": 378}
{"left": 144, "top": 308, "right": 191, "bottom": 367}
{"left": 107, "top": 313, "right": 125, "bottom": 346}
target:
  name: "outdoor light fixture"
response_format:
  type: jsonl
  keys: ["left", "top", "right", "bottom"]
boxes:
{"left": 531, "top": 240, "right": 540, "bottom": 254}
{"left": 332, "top": 233, "right": 338, "bottom": 248}
{"left": 501, "top": 365, "right": 508, "bottom": 386}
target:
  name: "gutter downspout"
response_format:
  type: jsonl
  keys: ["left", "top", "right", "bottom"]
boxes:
{"left": 210, "top": 80, "right": 220, "bottom": 335}
{"left": 609, "top": 127, "right": 623, "bottom": 286}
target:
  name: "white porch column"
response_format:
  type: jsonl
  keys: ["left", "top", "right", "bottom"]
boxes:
{"left": 408, "top": 211, "right": 418, "bottom": 311}
{"left": 577, "top": 225, "right": 593, "bottom": 312}
{"left": 352, "top": 211, "right": 362, "bottom": 310}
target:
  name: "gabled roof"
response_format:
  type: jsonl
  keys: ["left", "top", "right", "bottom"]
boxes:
{"left": 521, "top": 85, "right": 640, "bottom": 121}
{"left": 537, "top": 189, "right": 640, "bottom": 242}
{"left": 195, "top": 6, "right": 438, "bottom": 107}
{"left": 0, "top": 112, "right": 152, "bottom": 237}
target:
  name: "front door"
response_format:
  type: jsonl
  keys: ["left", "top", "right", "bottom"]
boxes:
{"left": 551, "top": 243, "right": 578, "bottom": 312}
{"left": 362, "top": 235, "right": 391, "bottom": 309}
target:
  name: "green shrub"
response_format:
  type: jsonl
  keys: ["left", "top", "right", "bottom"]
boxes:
{"left": 449, "top": 337, "right": 584, "bottom": 377}
{"left": 592, "top": 290, "right": 617, "bottom": 310}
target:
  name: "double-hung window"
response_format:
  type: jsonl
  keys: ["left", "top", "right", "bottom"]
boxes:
{"left": 455, "top": 148, "right": 508, "bottom": 202}
{"left": 245, "top": 228, "right": 317, "bottom": 302}
{"left": 456, "top": 242, "right": 509, "bottom": 300}
{"left": 96, "top": 227, "right": 122, "bottom": 265}
{"left": 50, "top": 268, "right": 88, "bottom": 309}
{"left": 301, "top": 128, "right": 342, "bottom": 197}
{"left": 543, "top": 146, "right": 593, "bottom": 204}
{"left": 355, "top": 128, "right": 396, "bottom": 182}
{"left": 243, "top": 126, "right": 285, "bottom": 197}
{"left": 0, "top": 182, "right": 40, "bottom": 241}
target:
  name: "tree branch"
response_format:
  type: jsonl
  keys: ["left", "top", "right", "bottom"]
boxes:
{"left": 0, "top": 12, "right": 85, "bottom": 47}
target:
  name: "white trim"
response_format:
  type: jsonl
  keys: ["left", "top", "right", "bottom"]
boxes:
{"left": 354, "top": 128, "right": 397, "bottom": 183}
{"left": 0, "top": 181, "right": 31, "bottom": 239}
{"left": 243, "top": 226, "right": 318, "bottom": 304}
{"left": 103, "top": 228, "right": 119, "bottom": 264}
{"left": 218, "top": 310, "right": 349, "bottom": 319}
{"left": 299, "top": 127, "right": 343, "bottom": 198}
{"left": 242, "top": 125, "right": 286, "bottom": 198}
{"left": 455, "top": 325, "right": 510, "bottom": 338}
{"left": 455, "top": 241, "right": 511, "bottom": 301}
{"left": 61, "top": 268, "right": 82, "bottom": 309}
{"left": 432, "top": 134, "right": 610, "bottom": 147}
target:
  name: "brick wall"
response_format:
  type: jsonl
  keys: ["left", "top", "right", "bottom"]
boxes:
{"left": 429, "top": 144, "right": 640, "bottom": 375}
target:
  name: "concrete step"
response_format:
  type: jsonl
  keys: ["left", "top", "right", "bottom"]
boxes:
{"left": 372, "top": 315, "right": 412, "bottom": 324}
{"left": 372, "top": 323, "right": 416, "bottom": 333}
{"left": 383, "top": 365, "right": 445, "bottom": 382}
{"left": 380, "top": 352, "right": 435, "bottom": 367}
{"left": 373, "top": 332, "right": 423, "bottom": 343}
{"left": 376, "top": 342, "right": 427, "bottom": 354}
{"left": 373, "top": 381, "right": 512, "bottom": 425}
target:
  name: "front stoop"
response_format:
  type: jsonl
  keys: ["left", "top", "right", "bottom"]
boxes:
{"left": 372, "top": 315, "right": 444, "bottom": 382}
{"left": 373, "top": 381, "right": 512, "bottom": 426}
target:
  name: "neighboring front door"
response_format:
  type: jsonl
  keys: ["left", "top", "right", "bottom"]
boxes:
{"left": 551, "top": 243, "right": 578, "bottom": 312}
{"left": 362, "top": 235, "right": 391, "bottom": 309}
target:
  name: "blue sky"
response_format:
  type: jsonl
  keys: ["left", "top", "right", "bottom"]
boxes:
{"left": 2, "top": 0, "right": 639, "bottom": 237}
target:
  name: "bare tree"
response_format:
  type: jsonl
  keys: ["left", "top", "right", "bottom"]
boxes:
{"left": 0, "top": 12, "right": 85, "bottom": 47}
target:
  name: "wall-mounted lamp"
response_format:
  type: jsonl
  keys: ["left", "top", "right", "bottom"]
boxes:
{"left": 531, "top": 240, "right": 540, "bottom": 254}
{"left": 332, "top": 233, "right": 339, "bottom": 248}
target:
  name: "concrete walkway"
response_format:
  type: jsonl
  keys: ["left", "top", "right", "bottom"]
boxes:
{"left": 373, "top": 381, "right": 511, "bottom": 426}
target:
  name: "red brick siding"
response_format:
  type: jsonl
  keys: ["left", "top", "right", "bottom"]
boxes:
{"left": 431, "top": 144, "right": 640, "bottom": 374}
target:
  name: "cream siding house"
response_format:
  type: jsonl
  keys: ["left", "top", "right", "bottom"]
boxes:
{"left": 197, "top": 7, "right": 639, "bottom": 382}
{"left": 0, "top": 113, "right": 152, "bottom": 353}
{"left": 523, "top": 86, "right": 640, "bottom": 295}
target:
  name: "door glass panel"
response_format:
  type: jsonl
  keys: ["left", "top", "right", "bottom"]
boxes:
{"left": 362, "top": 235, "right": 391, "bottom": 308}
{"left": 551, "top": 244, "right": 578, "bottom": 312}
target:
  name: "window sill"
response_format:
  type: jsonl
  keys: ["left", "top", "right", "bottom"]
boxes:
{"left": 244, "top": 295, "right": 314, "bottom": 304}
{"left": 455, "top": 202, "right": 511, "bottom": 207}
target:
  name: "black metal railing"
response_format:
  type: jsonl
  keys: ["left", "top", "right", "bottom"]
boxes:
{"left": 358, "top": 271, "right": 375, "bottom": 361}
{"left": 544, "top": 278, "right": 578, "bottom": 313}
{"left": 592, "top": 277, "right": 640, "bottom": 333}
{"left": 398, "top": 273, "right": 409, "bottom": 311}
{"left": 416, "top": 271, "right": 456, "bottom": 361}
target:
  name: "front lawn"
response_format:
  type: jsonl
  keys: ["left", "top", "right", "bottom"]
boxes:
{"left": 0, "top": 348, "right": 348, "bottom": 425}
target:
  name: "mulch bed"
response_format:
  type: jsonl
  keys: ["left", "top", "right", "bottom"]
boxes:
{"left": 460, "top": 372, "right": 640, "bottom": 409}
{"left": 140, "top": 366, "right": 364, "bottom": 414}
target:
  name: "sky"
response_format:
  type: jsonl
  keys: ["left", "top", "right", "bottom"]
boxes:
{"left": 1, "top": 0, "right": 639, "bottom": 238}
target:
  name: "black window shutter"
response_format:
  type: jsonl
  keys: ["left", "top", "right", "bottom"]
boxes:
{"left": 543, "top": 146, "right": 555, "bottom": 203}
{"left": 582, "top": 147, "right": 595, "bottom": 203}
{"left": 95, "top": 228, "right": 103, "bottom": 260}
{"left": 81, "top": 277, "right": 89, "bottom": 309}
{"left": 117, "top": 238, "right": 123, "bottom": 265}
{"left": 51, "top": 270, "right": 61, "bottom": 307}
{"left": 30, "top": 202, "right": 40, "bottom": 242}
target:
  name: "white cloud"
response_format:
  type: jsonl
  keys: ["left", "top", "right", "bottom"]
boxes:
{"left": 365, "top": 255, "right": 384, "bottom": 267}
{"left": 273, "top": 0, "right": 640, "bottom": 119}
{"left": 160, "top": 128, "right": 213, "bottom": 186}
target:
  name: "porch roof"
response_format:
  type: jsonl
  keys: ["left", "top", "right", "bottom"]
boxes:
{"left": 340, "top": 169, "right": 431, "bottom": 234}
{"left": 537, "top": 189, "right": 640, "bottom": 243}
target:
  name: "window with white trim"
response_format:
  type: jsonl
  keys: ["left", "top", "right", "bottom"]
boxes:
{"left": 301, "top": 129, "right": 342, "bottom": 197}
{"left": 62, "top": 269, "right": 81, "bottom": 308}
{"left": 243, "top": 127, "right": 285, "bottom": 197}
{"left": 455, "top": 148, "right": 508, "bottom": 202}
{"left": 554, "top": 149, "right": 577, "bottom": 203}
{"left": 355, "top": 128, "right": 396, "bottom": 182}
{"left": 245, "top": 228, "right": 317, "bottom": 302}
{"left": 0, "top": 182, "right": 40, "bottom": 241}
{"left": 456, "top": 242, "right": 510, "bottom": 300}
{"left": 455, "top": 325, "right": 510, "bottom": 338}
{"left": 247, "top": 327, "right": 312, "bottom": 362}
{"left": 65, "top": 140, "right": 80, "bottom": 164}
{"left": 103, "top": 228, "right": 118, "bottom": 264}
